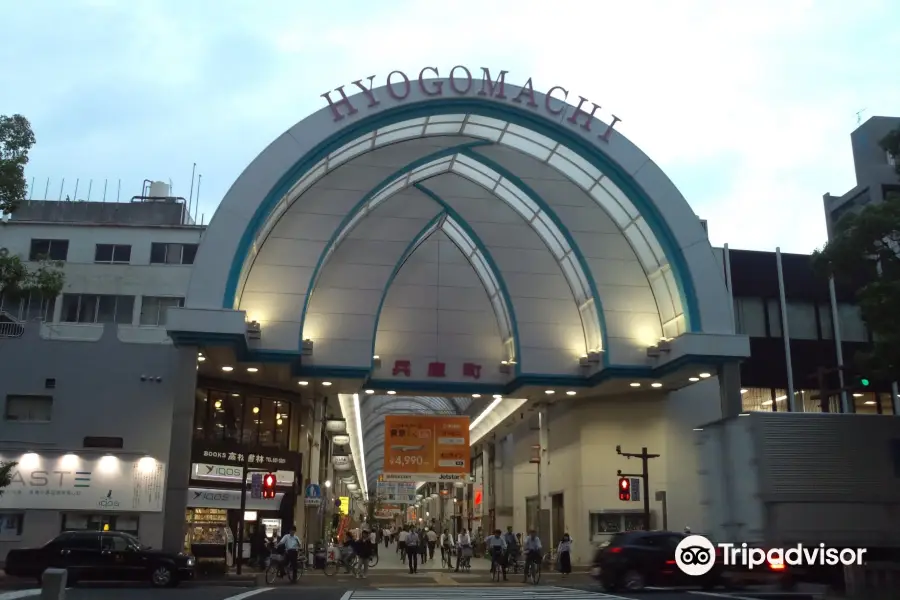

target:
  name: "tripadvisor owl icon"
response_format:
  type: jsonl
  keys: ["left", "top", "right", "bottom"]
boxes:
{"left": 675, "top": 535, "right": 717, "bottom": 576}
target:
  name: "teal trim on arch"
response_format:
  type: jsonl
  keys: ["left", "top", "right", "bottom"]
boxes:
{"left": 224, "top": 97, "right": 701, "bottom": 334}
{"left": 367, "top": 210, "right": 447, "bottom": 369}
{"left": 460, "top": 149, "right": 611, "bottom": 367}
{"left": 294, "top": 140, "right": 491, "bottom": 350}
{"left": 413, "top": 183, "right": 522, "bottom": 376}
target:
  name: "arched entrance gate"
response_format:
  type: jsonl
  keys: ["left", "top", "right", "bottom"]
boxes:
{"left": 168, "top": 67, "right": 750, "bottom": 533}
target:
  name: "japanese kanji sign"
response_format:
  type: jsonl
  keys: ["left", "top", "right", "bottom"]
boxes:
{"left": 383, "top": 414, "right": 470, "bottom": 482}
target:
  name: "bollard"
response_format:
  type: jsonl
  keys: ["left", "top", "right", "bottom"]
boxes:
{"left": 255, "top": 573, "right": 267, "bottom": 587}
{"left": 41, "top": 568, "right": 67, "bottom": 600}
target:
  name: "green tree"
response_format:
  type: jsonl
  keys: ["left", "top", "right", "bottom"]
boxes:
{"left": 0, "top": 114, "right": 36, "bottom": 215}
{"left": 0, "top": 461, "right": 17, "bottom": 496}
{"left": 0, "top": 254, "right": 65, "bottom": 314}
{"left": 812, "top": 128, "right": 900, "bottom": 376}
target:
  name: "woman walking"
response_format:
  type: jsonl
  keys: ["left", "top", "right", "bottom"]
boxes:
{"left": 556, "top": 533, "right": 573, "bottom": 576}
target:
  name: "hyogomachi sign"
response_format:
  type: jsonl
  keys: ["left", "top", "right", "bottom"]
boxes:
{"left": 321, "top": 66, "right": 622, "bottom": 142}
{"left": 383, "top": 414, "right": 470, "bottom": 482}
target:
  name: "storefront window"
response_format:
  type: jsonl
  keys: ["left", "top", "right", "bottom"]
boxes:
{"left": 194, "top": 390, "right": 208, "bottom": 441}
{"left": 192, "top": 387, "right": 292, "bottom": 450}
{"left": 741, "top": 388, "right": 773, "bottom": 412}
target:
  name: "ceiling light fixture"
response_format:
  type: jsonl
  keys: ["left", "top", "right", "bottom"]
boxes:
{"left": 630, "top": 382, "right": 640, "bottom": 387}
{"left": 387, "top": 391, "right": 396, "bottom": 395}
{"left": 740, "top": 389, "right": 748, "bottom": 394}
{"left": 689, "top": 377, "right": 700, "bottom": 382}
{"left": 365, "top": 389, "right": 375, "bottom": 394}
{"left": 566, "top": 391, "right": 576, "bottom": 396}
{"left": 472, "top": 394, "right": 481, "bottom": 398}
{"left": 545, "top": 390, "right": 554, "bottom": 395}
{"left": 322, "top": 382, "right": 333, "bottom": 386}
{"left": 699, "top": 373, "right": 711, "bottom": 378}
{"left": 246, "top": 367, "right": 258, "bottom": 373}
{"left": 298, "top": 381, "right": 309, "bottom": 386}
{"left": 492, "top": 394, "right": 502, "bottom": 399}
{"left": 221, "top": 366, "right": 233, "bottom": 372}
{"left": 651, "top": 383, "right": 662, "bottom": 388}
{"left": 198, "top": 355, "right": 206, "bottom": 362}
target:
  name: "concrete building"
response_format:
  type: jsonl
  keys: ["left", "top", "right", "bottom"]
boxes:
{"left": 823, "top": 115, "right": 900, "bottom": 237}
{"left": 0, "top": 70, "right": 893, "bottom": 566}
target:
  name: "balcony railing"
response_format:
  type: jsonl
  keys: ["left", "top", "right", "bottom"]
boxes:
{"left": 0, "top": 311, "right": 25, "bottom": 338}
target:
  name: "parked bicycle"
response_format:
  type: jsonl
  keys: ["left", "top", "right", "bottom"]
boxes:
{"left": 265, "top": 552, "right": 306, "bottom": 584}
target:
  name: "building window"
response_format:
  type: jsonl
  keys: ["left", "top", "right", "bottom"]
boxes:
{"left": 94, "top": 244, "right": 132, "bottom": 264}
{"left": 888, "top": 151, "right": 896, "bottom": 167}
{"left": 29, "top": 239, "right": 69, "bottom": 261}
{"left": 150, "top": 243, "right": 197, "bottom": 265}
{"left": 0, "top": 514, "right": 24, "bottom": 539}
{"left": 139, "top": 296, "right": 184, "bottom": 326}
{"left": 786, "top": 302, "right": 818, "bottom": 340}
{"left": 5, "top": 395, "right": 53, "bottom": 422}
{"left": 766, "top": 299, "right": 782, "bottom": 337}
{"left": 589, "top": 512, "right": 646, "bottom": 536}
{"left": 194, "top": 388, "right": 291, "bottom": 450}
{"left": 733, "top": 297, "right": 766, "bottom": 337}
{"left": 61, "top": 294, "right": 134, "bottom": 325}
{"left": 0, "top": 292, "right": 56, "bottom": 322}
{"left": 837, "top": 303, "right": 869, "bottom": 342}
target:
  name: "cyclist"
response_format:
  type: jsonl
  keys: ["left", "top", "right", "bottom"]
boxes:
{"left": 352, "top": 531, "right": 372, "bottom": 579}
{"left": 487, "top": 529, "right": 508, "bottom": 581}
{"left": 440, "top": 528, "right": 454, "bottom": 569}
{"left": 455, "top": 529, "right": 471, "bottom": 572}
{"left": 277, "top": 526, "right": 302, "bottom": 583}
{"left": 522, "top": 529, "right": 542, "bottom": 582}
{"left": 502, "top": 526, "right": 519, "bottom": 571}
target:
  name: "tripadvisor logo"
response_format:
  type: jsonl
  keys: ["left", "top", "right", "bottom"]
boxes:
{"left": 674, "top": 535, "right": 868, "bottom": 576}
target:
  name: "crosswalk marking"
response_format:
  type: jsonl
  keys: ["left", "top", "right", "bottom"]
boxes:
{"left": 348, "top": 586, "right": 628, "bottom": 599}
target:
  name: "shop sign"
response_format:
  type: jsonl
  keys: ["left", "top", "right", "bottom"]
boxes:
{"left": 375, "top": 504, "right": 402, "bottom": 519}
{"left": 0, "top": 454, "right": 166, "bottom": 513}
{"left": 333, "top": 462, "right": 351, "bottom": 471}
{"left": 190, "top": 441, "right": 301, "bottom": 471}
{"left": 473, "top": 484, "right": 484, "bottom": 518}
{"left": 375, "top": 481, "right": 417, "bottom": 504}
{"left": 304, "top": 483, "right": 322, "bottom": 507}
{"left": 325, "top": 419, "right": 347, "bottom": 434}
{"left": 321, "top": 66, "right": 622, "bottom": 142}
{"left": 187, "top": 487, "right": 283, "bottom": 511}
{"left": 191, "top": 463, "right": 294, "bottom": 485}
{"left": 383, "top": 414, "right": 470, "bottom": 482}
{"left": 332, "top": 434, "right": 351, "bottom": 446}
{"left": 331, "top": 455, "right": 351, "bottom": 468}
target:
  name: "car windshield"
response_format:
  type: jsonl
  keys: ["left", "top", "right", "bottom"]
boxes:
{"left": 118, "top": 533, "right": 143, "bottom": 548}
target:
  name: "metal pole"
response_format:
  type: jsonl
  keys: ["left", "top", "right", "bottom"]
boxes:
{"left": 892, "top": 382, "right": 900, "bottom": 418}
{"left": 188, "top": 163, "right": 196, "bottom": 212}
{"left": 723, "top": 243, "right": 735, "bottom": 329}
{"left": 58, "top": 178, "right": 65, "bottom": 200}
{"left": 828, "top": 276, "right": 850, "bottom": 413}
{"left": 235, "top": 453, "right": 249, "bottom": 575}
{"left": 116, "top": 179, "right": 121, "bottom": 202}
{"left": 44, "top": 178, "right": 50, "bottom": 200}
{"left": 86, "top": 180, "right": 93, "bottom": 201}
{"left": 102, "top": 180, "right": 108, "bottom": 202}
{"left": 28, "top": 177, "right": 34, "bottom": 201}
{"left": 775, "top": 248, "right": 796, "bottom": 411}
{"left": 641, "top": 448, "right": 651, "bottom": 531}
{"left": 73, "top": 179, "right": 79, "bottom": 200}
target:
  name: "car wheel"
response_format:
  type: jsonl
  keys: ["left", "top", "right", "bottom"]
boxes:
{"left": 621, "top": 569, "right": 646, "bottom": 590}
{"left": 150, "top": 565, "right": 175, "bottom": 588}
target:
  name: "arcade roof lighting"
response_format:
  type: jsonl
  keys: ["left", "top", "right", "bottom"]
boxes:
{"left": 472, "top": 393, "right": 481, "bottom": 398}
{"left": 365, "top": 389, "right": 375, "bottom": 394}
{"left": 247, "top": 367, "right": 258, "bottom": 373}
{"left": 298, "top": 381, "right": 309, "bottom": 386}
{"left": 221, "top": 366, "right": 233, "bottom": 372}
{"left": 566, "top": 391, "right": 576, "bottom": 396}
{"left": 699, "top": 372, "right": 711, "bottom": 378}
{"left": 630, "top": 382, "right": 641, "bottom": 387}
{"left": 689, "top": 377, "right": 700, "bottom": 382}
{"left": 651, "top": 383, "right": 663, "bottom": 388}
{"left": 470, "top": 397, "right": 503, "bottom": 430}
{"left": 387, "top": 390, "right": 396, "bottom": 395}
{"left": 322, "top": 382, "right": 332, "bottom": 386}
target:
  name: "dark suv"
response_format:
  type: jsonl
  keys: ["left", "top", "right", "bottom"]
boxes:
{"left": 593, "top": 530, "right": 723, "bottom": 592}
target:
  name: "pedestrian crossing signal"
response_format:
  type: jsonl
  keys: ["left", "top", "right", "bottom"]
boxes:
{"left": 262, "top": 473, "right": 276, "bottom": 499}
{"left": 618, "top": 477, "right": 631, "bottom": 501}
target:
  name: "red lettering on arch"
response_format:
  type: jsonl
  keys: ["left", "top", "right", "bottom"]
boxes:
{"left": 599, "top": 115, "right": 623, "bottom": 142}
{"left": 478, "top": 68, "right": 508, "bottom": 99}
{"left": 387, "top": 70, "right": 411, "bottom": 100}
{"left": 320, "top": 86, "right": 358, "bottom": 122}
{"left": 418, "top": 67, "right": 444, "bottom": 96}
{"left": 511, "top": 78, "right": 537, "bottom": 108}
{"left": 545, "top": 86, "right": 568, "bottom": 116}
{"left": 566, "top": 96, "right": 601, "bottom": 131}
{"left": 351, "top": 76, "right": 380, "bottom": 108}
{"left": 449, "top": 66, "right": 472, "bottom": 94}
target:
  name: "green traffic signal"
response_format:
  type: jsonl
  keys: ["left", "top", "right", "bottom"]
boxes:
{"left": 860, "top": 378, "right": 870, "bottom": 387}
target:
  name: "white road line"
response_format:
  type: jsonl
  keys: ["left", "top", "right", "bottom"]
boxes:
{"left": 689, "top": 591, "right": 762, "bottom": 600}
{"left": 340, "top": 592, "right": 353, "bottom": 600}
{"left": 0, "top": 591, "right": 42, "bottom": 600}
{"left": 222, "top": 588, "right": 275, "bottom": 600}
{"left": 351, "top": 587, "right": 629, "bottom": 599}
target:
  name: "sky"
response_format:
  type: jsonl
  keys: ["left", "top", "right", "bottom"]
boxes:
{"left": 3, "top": 0, "right": 899, "bottom": 254}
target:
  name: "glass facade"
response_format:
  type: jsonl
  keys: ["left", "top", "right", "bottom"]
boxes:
{"left": 193, "top": 387, "right": 291, "bottom": 450}
{"left": 741, "top": 387, "right": 894, "bottom": 415}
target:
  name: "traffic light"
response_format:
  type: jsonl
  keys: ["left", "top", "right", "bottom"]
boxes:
{"left": 618, "top": 477, "right": 631, "bottom": 501}
{"left": 262, "top": 473, "right": 276, "bottom": 499}
{"left": 859, "top": 377, "right": 870, "bottom": 388}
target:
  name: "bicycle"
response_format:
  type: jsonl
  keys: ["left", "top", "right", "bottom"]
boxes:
{"left": 441, "top": 546, "right": 455, "bottom": 569}
{"left": 490, "top": 553, "right": 506, "bottom": 582}
{"left": 367, "top": 553, "right": 379, "bottom": 568}
{"left": 323, "top": 553, "right": 356, "bottom": 576}
{"left": 525, "top": 557, "right": 541, "bottom": 585}
{"left": 265, "top": 553, "right": 306, "bottom": 584}
{"left": 458, "top": 546, "right": 472, "bottom": 572}
{"left": 543, "top": 548, "right": 558, "bottom": 567}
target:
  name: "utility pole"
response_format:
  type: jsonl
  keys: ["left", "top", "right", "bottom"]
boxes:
{"left": 235, "top": 460, "right": 268, "bottom": 575}
{"left": 615, "top": 445, "right": 660, "bottom": 531}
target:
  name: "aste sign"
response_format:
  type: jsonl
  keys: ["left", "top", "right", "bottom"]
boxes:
{"left": 322, "top": 66, "right": 621, "bottom": 142}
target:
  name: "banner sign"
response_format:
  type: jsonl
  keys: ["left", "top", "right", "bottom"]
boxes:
{"left": 192, "top": 463, "right": 294, "bottom": 485}
{"left": 0, "top": 454, "right": 166, "bottom": 512}
{"left": 190, "top": 441, "right": 301, "bottom": 472}
{"left": 383, "top": 415, "right": 470, "bottom": 482}
{"left": 375, "top": 481, "right": 417, "bottom": 504}
{"left": 375, "top": 504, "right": 402, "bottom": 519}
{"left": 187, "top": 487, "right": 283, "bottom": 510}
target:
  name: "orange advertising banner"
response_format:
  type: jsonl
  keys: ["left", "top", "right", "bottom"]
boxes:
{"left": 383, "top": 414, "right": 470, "bottom": 482}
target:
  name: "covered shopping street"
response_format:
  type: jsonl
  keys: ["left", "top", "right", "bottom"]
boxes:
{"left": 168, "top": 67, "right": 750, "bottom": 524}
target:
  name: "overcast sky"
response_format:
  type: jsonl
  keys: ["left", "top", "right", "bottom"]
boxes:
{"left": 4, "top": 0, "right": 898, "bottom": 253}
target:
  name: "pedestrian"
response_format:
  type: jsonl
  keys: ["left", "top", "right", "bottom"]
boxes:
{"left": 426, "top": 527, "right": 438, "bottom": 560}
{"left": 557, "top": 533, "right": 572, "bottom": 576}
{"left": 406, "top": 527, "right": 420, "bottom": 573}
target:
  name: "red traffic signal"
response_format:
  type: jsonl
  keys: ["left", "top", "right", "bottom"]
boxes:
{"left": 262, "top": 473, "right": 277, "bottom": 499}
{"left": 618, "top": 477, "right": 631, "bottom": 501}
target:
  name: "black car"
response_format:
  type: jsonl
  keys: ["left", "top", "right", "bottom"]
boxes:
{"left": 592, "top": 530, "right": 723, "bottom": 592}
{"left": 4, "top": 530, "right": 195, "bottom": 587}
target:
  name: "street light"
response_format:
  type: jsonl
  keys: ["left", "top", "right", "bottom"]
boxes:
{"left": 324, "top": 480, "right": 332, "bottom": 488}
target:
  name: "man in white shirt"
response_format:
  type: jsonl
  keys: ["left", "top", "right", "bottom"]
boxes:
{"left": 522, "top": 529, "right": 542, "bottom": 581}
{"left": 425, "top": 528, "right": 438, "bottom": 560}
{"left": 405, "top": 528, "right": 420, "bottom": 574}
{"left": 278, "top": 526, "right": 302, "bottom": 582}
{"left": 398, "top": 527, "right": 409, "bottom": 560}
{"left": 439, "top": 528, "right": 454, "bottom": 569}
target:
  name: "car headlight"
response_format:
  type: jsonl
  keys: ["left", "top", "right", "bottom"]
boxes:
{"left": 186, "top": 557, "right": 195, "bottom": 566}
